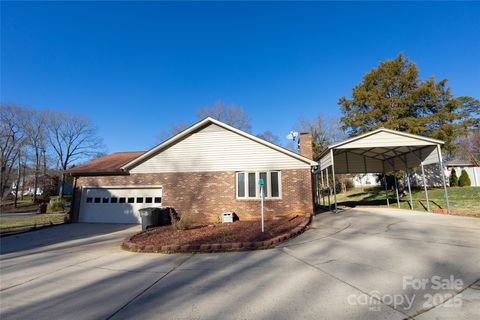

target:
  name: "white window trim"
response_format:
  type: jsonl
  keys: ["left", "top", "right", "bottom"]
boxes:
{"left": 236, "top": 171, "right": 282, "bottom": 200}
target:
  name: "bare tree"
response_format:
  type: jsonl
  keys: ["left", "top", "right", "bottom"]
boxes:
{"left": 0, "top": 104, "right": 28, "bottom": 201}
{"left": 256, "top": 130, "right": 280, "bottom": 145}
{"left": 294, "top": 113, "right": 346, "bottom": 159}
{"left": 196, "top": 100, "right": 251, "bottom": 132}
{"left": 24, "top": 109, "right": 47, "bottom": 202}
{"left": 46, "top": 111, "right": 103, "bottom": 197}
{"left": 457, "top": 128, "right": 480, "bottom": 166}
{"left": 156, "top": 122, "right": 189, "bottom": 143}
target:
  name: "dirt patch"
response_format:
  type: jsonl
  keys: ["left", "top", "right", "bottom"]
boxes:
{"left": 124, "top": 215, "right": 311, "bottom": 253}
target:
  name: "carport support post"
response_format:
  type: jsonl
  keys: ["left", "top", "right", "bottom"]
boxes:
{"left": 326, "top": 168, "right": 331, "bottom": 210}
{"left": 394, "top": 171, "right": 400, "bottom": 208}
{"left": 320, "top": 169, "right": 325, "bottom": 207}
{"left": 420, "top": 162, "right": 431, "bottom": 212}
{"left": 382, "top": 162, "right": 389, "bottom": 207}
{"left": 330, "top": 149, "right": 338, "bottom": 213}
{"left": 436, "top": 145, "right": 451, "bottom": 214}
{"left": 405, "top": 170, "right": 413, "bottom": 210}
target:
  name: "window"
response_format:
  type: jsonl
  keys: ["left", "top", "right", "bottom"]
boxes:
{"left": 94, "top": 197, "right": 101, "bottom": 203}
{"left": 102, "top": 197, "right": 109, "bottom": 203}
{"left": 136, "top": 197, "right": 143, "bottom": 203}
{"left": 86, "top": 197, "right": 93, "bottom": 203}
{"left": 237, "top": 173, "right": 245, "bottom": 197}
{"left": 271, "top": 172, "right": 279, "bottom": 198}
{"left": 236, "top": 171, "right": 281, "bottom": 199}
{"left": 154, "top": 197, "right": 162, "bottom": 203}
{"left": 128, "top": 197, "right": 135, "bottom": 203}
{"left": 111, "top": 197, "right": 118, "bottom": 203}
{"left": 145, "top": 197, "right": 152, "bottom": 203}
{"left": 119, "top": 197, "right": 126, "bottom": 203}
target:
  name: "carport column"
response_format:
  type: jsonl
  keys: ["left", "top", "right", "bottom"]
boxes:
{"left": 436, "top": 145, "right": 451, "bottom": 214}
{"left": 330, "top": 149, "right": 338, "bottom": 213}
{"left": 405, "top": 170, "right": 413, "bottom": 210}
{"left": 326, "top": 168, "right": 331, "bottom": 210}
{"left": 393, "top": 171, "right": 400, "bottom": 208}
{"left": 420, "top": 162, "right": 431, "bottom": 212}
{"left": 382, "top": 162, "right": 389, "bottom": 207}
{"left": 320, "top": 169, "right": 325, "bottom": 207}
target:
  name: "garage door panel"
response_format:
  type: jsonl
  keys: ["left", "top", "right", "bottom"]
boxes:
{"left": 80, "top": 187, "right": 162, "bottom": 224}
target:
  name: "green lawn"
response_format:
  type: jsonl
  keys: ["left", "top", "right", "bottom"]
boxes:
{"left": 0, "top": 213, "right": 67, "bottom": 234}
{"left": 332, "top": 186, "right": 480, "bottom": 217}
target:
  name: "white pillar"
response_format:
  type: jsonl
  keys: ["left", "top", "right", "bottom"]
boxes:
{"left": 436, "top": 145, "right": 451, "bottom": 214}
{"left": 405, "top": 170, "right": 413, "bottom": 210}
{"left": 420, "top": 162, "right": 430, "bottom": 212}
{"left": 320, "top": 169, "right": 325, "bottom": 206}
{"left": 330, "top": 149, "right": 338, "bottom": 213}
{"left": 394, "top": 171, "right": 400, "bottom": 208}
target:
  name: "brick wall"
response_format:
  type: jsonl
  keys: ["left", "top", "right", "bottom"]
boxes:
{"left": 73, "top": 169, "right": 313, "bottom": 223}
{"left": 298, "top": 133, "right": 313, "bottom": 160}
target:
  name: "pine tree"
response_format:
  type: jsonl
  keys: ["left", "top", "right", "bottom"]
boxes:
{"left": 458, "top": 169, "right": 471, "bottom": 187}
{"left": 449, "top": 169, "right": 458, "bottom": 187}
{"left": 338, "top": 53, "right": 479, "bottom": 158}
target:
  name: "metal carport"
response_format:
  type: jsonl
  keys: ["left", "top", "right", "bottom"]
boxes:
{"left": 315, "top": 128, "right": 450, "bottom": 213}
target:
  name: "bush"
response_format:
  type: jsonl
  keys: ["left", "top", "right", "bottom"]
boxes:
{"left": 172, "top": 212, "right": 195, "bottom": 231}
{"left": 47, "top": 197, "right": 65, "bottom": 213}
{"left": 449, "top": 169, "right": 458, "bottom": 187}
{"left": 458, "top": 169, "right": 471, "bottom": 187}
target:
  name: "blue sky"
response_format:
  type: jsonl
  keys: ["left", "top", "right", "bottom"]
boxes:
{"left": 2, "top": 1, "right": 479, "bottom": 153}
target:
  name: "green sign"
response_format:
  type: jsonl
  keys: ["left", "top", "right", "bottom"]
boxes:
{"left": 258, "top": 178, "right": 264, "bottom": 186}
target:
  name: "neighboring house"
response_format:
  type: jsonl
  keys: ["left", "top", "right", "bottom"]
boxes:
{"left": 67, "top": 117, "right": 317, "bottom": 224}
{"left": 445, "top": 160, "right": 480, "bottom": 187}
{"left": 352, "top": 173, "right": 380, "bottom": 187}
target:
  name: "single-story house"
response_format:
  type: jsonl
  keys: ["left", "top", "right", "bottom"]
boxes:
{"left": 67, "top": 117, "right": 317, "bottom": 224}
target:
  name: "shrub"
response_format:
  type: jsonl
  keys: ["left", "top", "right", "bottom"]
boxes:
{"left": 458, "top": 169, "right": 471, "bottom": 187}
{"left": 172, "top": 213, "right": 195, "bottom": 231}
{"left": 47, "top": 197, "right": 65, "bottom": 213}
{"left": 449, "top": 169, "right": 458, "bottom": 187}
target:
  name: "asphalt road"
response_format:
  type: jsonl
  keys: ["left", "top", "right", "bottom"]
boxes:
{"left": 1, "top": 208, "right": 479, "bottom": 320}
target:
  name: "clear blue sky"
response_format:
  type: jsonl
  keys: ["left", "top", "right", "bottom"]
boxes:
{"left": 2, "top": 1, "right": 479, "bottom": 153}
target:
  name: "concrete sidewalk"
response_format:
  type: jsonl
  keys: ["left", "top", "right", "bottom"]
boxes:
{"left": 1, "top": 209, "right": 479, "bottom": 319}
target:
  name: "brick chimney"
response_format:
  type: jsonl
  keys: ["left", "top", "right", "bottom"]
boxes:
{"left": 298, "top": 132, "right": 313, "bottom": 160}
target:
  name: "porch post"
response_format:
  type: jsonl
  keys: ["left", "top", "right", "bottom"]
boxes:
{"left": 436, "top": 145, "right": 451, "bottom": 214}
{"left": 330, "top": 149, "right": 338, "bottom": 213}
{"left": 420, "top": 162, "right": 430, "bottom": 212}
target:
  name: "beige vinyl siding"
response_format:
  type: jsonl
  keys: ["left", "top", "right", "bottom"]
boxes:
{"left": 130, "top": 124, "right": 310, "bottom": 173}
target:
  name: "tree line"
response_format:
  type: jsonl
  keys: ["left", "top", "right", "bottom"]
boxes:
{"left": 0, "top": 105, "right": 103, "bottom": 204}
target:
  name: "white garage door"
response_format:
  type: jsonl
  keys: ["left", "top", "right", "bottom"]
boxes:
{"left": 79, "top": 186, "right": 163, "bottom": 223}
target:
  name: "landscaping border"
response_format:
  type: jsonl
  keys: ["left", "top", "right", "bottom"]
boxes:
{"left": 122, "top": 213, "right": 312, "bottom": 253}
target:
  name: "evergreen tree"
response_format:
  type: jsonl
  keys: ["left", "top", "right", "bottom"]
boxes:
{"left": 338, "top": 53, "right": 479, "bottom": 158}
{"left": 449, "top": 169, "right": 458, "bottom": 187}
{"left": 458, "top": 169, "right": 471, "bottom": 187}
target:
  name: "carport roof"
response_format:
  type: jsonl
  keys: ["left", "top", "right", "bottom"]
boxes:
{"left": 317, "top": 128, "right": 444, "bottom": 173}
{"left": 66, "top": 151, "right": 145, "bottom": 176}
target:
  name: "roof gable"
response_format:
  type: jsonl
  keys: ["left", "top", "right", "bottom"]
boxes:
{"left": 331, "top": 128, "right": 444, "bottom": 149}
{"left": 123, "top": 118, "right": 317, "bottom": 171}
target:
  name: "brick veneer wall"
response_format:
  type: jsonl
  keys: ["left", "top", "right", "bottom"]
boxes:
{"left": 73, "top": 169, "right": 313, "bottom": 223}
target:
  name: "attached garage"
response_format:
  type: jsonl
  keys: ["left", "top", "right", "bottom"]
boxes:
{"left": 79, "top": 186, "right": 163, "bottom": 223}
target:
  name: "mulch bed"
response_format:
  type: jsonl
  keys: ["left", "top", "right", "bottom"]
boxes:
{"left": 123, "top": 214, "right": 311, "bottom": 253}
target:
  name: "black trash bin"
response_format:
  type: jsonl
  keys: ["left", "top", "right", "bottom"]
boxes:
{"left": 139, "top": 208, "right": 160, "bottom": 231}
{"left": 157, "top": 207, "right": 176, "bottom": 226}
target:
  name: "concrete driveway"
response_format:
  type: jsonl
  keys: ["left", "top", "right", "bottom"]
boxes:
{"left": 1, "top": 208, "right": 479, "bottom": 320}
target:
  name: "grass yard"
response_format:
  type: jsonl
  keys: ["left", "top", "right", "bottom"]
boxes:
{"left": 0, "top": 197, "right": 39, "bottom": 214}
{"left": 333, "top": 186, "right": 480, "bottom": 217}
{"left": 0, "top": 213, "right": 67, "bottom": 234}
